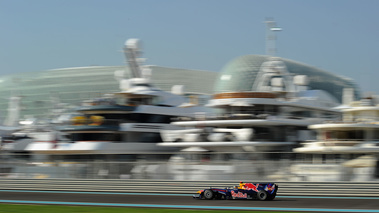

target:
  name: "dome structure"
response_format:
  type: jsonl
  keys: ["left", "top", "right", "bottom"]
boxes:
{"left": 214, "top": 55, "right": 360, "bottom": 102}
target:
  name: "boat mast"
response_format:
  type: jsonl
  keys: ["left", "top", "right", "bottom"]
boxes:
{"left": 123, "top": 38, "right": 144, "bottom": 78}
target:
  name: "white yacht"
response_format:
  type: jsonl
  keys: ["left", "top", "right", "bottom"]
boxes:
{"left": 291, "top": 91, "right": 379, "bottom": 181}
{"left": 151, "top": 57, "right": 342, "bottom": 180}
{"left": 23, "top": 39, "right": 206, "bottom": 155}
{"left": 158, "top": 58, "right": 341, "bottom": 153}
{"left": 1, "top": 39, "right": 211, "bottom": 179}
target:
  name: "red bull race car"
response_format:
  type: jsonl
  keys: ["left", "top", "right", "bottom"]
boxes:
{"left": 193, "top": 182, "right": 278, "bottom": 201}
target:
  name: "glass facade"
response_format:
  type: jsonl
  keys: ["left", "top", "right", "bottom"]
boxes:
{"left": 0, "top": 65, "right": 218, "bottom": 120}
{"left": 214, "top": 55, "right": 361, "bottom": 102}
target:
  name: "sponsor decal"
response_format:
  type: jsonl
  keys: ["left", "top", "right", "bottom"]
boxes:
{"left": 265, "top": 184, "right": 275, "bottom": 192}
{"left": 231, "top": 190, "right": 247, "bottom": 198}
{"left": 244, "top": 183, "right": 259, "bottom": 192}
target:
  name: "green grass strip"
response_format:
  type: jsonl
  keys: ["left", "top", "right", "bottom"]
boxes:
{"left": 0, "top": 204, "right": 300, "bottom": 213}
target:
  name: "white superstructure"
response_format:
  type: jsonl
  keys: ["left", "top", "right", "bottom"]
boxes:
{"left": 291, "top": 94, "right": 379, "bottom": 181}
{"left": 149, "top": 57, "right": 343, "bottom": 180}
{"left": 158, "top": 58, "right": 340, "bottom": 152}
{"left": 22, "top": 39, "right": 207, "bottom": 155}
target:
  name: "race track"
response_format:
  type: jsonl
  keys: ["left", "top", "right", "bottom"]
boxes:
{"left": 0, "top": 190, "right": 379, "bottom": 212}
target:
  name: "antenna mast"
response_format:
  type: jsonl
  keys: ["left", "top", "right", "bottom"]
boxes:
{"left": 265, "top": 18, "right": 282, "bottom": 56}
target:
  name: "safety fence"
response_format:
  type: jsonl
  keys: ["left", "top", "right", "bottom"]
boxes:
{"left": 1, "top": 152, "right": 378, "bottom": 182}
{"left": 0, "top": 179, "right": 379, "bottom": 197}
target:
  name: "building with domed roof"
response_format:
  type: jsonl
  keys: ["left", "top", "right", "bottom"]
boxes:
{"left": 0, "top": 65, "right": 218, "bottom": 121}
{"left": 215, "top": 55, "right": 360, "bottom": 102}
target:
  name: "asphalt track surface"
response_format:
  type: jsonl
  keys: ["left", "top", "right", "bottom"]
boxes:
{"left": 0, "top": 190, "right": 379, "bottom": 212}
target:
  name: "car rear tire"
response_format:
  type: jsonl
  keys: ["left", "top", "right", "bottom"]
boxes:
{"left": 257, "top": 190, "right": 268, "bottom": 201}
{"left": 203, "top": 189, "right": 214, "bottom": 200}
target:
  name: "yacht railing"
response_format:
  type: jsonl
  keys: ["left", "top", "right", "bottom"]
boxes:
{"left": 320, "top": 139, "right": 379, "bottom": 142}
{"left": 174, "top": 113, "right": 336, "bottom": 122}
{"left": 325, "top": 118, "right": 379, "bottom": 124}
{"left": 322, "top": 141, "right": 366, "bottom": 146}
{"left": 173, "top": 113, "right": 296, "bottom": 121}
{"left": 302, "top": 140, "right": 379, "bottom": 147}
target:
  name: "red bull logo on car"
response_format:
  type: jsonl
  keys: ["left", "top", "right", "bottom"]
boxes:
{"left": 244, "top": 183, "right": 259, "bottom": 192}
{"left": 231, "top": 191, "right": 247, "bottom": 198}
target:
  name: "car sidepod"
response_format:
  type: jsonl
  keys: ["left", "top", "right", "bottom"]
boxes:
{"left": 230, "top": 189, "right": 250, "bottom": 199}
{"left": 213, "top": 189, "right": 228, "bottom": 199}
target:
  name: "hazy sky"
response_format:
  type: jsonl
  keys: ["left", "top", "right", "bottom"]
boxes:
{"left": 1, "top": 0, "right": 378, "bottom": 93}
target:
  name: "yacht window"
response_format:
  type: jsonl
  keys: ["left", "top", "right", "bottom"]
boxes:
{"left": 135, "top": 83, "right": 150, "bottom": 87}
{"left": 253, "top": 127, "right": 275, "bottom": 141}
{"left": 129, "top": 98, "right": 152, "bottom": 105}
{"left": 130, "top": 114, "right": 171, "bottom": 123}
{"left": 140, "top": 133, "right": 162, "bottom": 142}
{"left": 71, "top": 133, "right": 120, "bottom": 141}
{"left": 151, "top": 96, "right": 162, "bottom": 105}
{"left": 375, "top": 161, "right": 379, "bottom": 178}
{"left": 328, "top": 130, "right": 364, "bottom": 141}
{"left": 323, "top": 112, "right": 339, "bottom": 120}
{"left": 290, "top": 110, "right": 312, "bottom": 118}
{"left": 148, "top": 115, "right": 172, "bottom": 123}
{"left": 374, "top": 131, "right": 379, "bottom": 141}
{"left": 334, "top": 154, "right": 342, "bottom": 163}
{"left": 116, "top": 96, "right": 154, "bottom": 106}
{"left": 323, "top": 154, "right": 338, "bottom": 163}
{"left": 245, "top": 105, "right": 279, "bottom": 116}
{"left": 303, "top": 154, "right": 312, "bottom": 163}
{"left": 346, "top": 130, "right": 364, "bottom": 140}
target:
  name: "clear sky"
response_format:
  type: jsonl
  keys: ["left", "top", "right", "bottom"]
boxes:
{"left": 1, "top": 0, "right": 378, "bottom": 94}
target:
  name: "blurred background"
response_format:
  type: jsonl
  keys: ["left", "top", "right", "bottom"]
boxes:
{"left": 0, "top": 0, "right": 379, "bottom": 183}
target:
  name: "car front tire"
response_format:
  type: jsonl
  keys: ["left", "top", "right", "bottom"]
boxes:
{"left": 203, "top": 189, "right": 214, "bottom": 200}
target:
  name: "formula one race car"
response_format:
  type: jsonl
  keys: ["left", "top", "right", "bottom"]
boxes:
{"left": 193, "top": 182, "right": 278, "bottom": 201}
